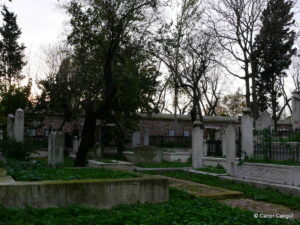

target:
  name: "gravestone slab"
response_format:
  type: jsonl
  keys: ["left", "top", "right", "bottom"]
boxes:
{"left": 135, "top": 147, "right": 163, "bottom": 164}
{"left": 14, "top": 109, "right": 24, "bottom": 142}
{"left": 48, "top": 132, "right": 65, "bottom": 167}
{"left": 7, "top": 114, "right": 14, "bottom": 140}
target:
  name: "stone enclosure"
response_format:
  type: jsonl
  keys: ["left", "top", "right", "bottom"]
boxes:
{"left": 0, "top": 176, "right": 169, "bottom": 209}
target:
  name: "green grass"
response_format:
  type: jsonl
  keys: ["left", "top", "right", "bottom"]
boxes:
{"left": 144, "top": 170, "right": 300, "bottom": 210}
{"left": 197, "top": 165, "right": 226, "bottom": 174}
{"left": 0, "top": 189, "right": 295, "bottom": 225}
{"left": 136, "top": 161, "right": 192, "bottom": 168}
{"left": 5, "top": 161, "right": 139, "bottom": 181}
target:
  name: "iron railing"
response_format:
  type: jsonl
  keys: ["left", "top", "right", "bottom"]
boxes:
{"left": 253, "top": 127, "right": 300, "bottom": 161}
{"left": 149, "top": 136, "right": 192, "bottom": 148}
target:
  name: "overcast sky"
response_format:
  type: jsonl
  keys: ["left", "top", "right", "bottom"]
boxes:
{"left": 4, "top": 0, "right": 300, "bottom": 98}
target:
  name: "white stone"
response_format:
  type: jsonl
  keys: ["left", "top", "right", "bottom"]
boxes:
{"left": 132, "top": 131, "right": 140, "bottom": 148}
{"left": 14, "top": 109, "right": 24, "bottom": 142}
{"left": 73, "top": 136, "right": 79, "bottom": 153}
{"left": 292, "top": 91, "right": 300, "bottom": 129}
{"left": 48, "top": 132, "right": 65, "bottom": 167}
{"left": 224, "top": 126, "right": 236, "bottom": 176}
{"left": 7, "top": 114, "right": 14, "bottom": 139}
{"left": 192, "top": 121, "right": 204, "bottom": 169}
{"left": 144, "top": 129, "right": 149, "bottom": 146}
{"left": 241, "top": 114, "right": 254, "bottom": 158}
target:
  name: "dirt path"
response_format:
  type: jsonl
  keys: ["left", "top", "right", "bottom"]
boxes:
{"left": 163, "top": 176, "right": 300, "bottom": 220}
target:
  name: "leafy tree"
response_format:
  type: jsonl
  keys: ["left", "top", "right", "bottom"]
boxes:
{"left": 37, "top": 57, "right": 80, "bottom": 131}
{"left": 0, "top": 5, "right": 25, "bottom": 91}
{"left": 254, "top": 0, "right": 296, "bottom": 129}
{"left": 216, "top": 88, "right": 246, "bottom": 117}
{"left": 65, "top": 0, "right": 159, "bottom": 166}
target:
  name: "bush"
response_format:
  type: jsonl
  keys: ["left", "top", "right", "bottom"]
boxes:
{"left": 0, "top": 139, "right": 37, "bottom": 161}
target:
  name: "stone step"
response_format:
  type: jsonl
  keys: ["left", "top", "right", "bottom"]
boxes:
{"left": 0, "top": 168, "right": 7, "bottom": 177}
{"left": 165, "top": 176, "right": 243, "bottom": 200}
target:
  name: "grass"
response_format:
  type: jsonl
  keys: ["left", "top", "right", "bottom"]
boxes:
{"left": 5, "top": 160, "right": 139, "bottom": 181}
{"left": 0, "top": 189, "right": 295, "bottom": 225}
{"left": 136, "top": 161, "right": 192, "bottom": 168}
{"left": 197, "top": 165, "right": 226, "bottom": 174}
{"left": 144, "top": 170, "right": 300, "bottom": 210}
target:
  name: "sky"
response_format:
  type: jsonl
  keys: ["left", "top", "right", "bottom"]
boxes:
{"left": 4, "top": 0, "right": 300, "bottom": 102}
{"left": 7, "top": 0, "right": 69, "bottom": 82}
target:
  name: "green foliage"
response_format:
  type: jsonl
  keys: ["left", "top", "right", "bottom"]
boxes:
{"left": 0, "top": 139, "right": 37, "bottom": 161}
{"left": 148, "top": 171, "right": 300, "bottom": 210}
{"left": 197, "top": 165, "right": 226, "bottom": 174}
{"left": 254, "top": 0, "right": 296, "bottom": 116}
{"left": 0, "top": 5, "right": 26, "bottom": 89}
{"left": 0, "top": 189, "right": 294, "bottom": 225}
{"left": 5, "top": 160, "right": 139, "bottom": 181}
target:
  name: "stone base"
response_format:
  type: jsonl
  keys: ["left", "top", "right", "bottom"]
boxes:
{"left": 88, "top": 160, "right": 135, "bottom": 171}
{"left": 0, "top": 176, "right": 169, "bottom": 209}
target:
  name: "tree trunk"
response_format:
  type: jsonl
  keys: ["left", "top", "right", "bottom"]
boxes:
{"left": 74, "top": 104, "right": 97, "bottom": 167}
{"left": 245, "top": 77, "right": 251, "bottom": 109}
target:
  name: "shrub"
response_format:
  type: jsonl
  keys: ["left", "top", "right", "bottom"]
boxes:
{"left": 0, "top": 139, "right": 37, "bottom": 161}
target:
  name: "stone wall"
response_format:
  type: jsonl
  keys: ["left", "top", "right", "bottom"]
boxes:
{"left": 0, "top": 176, "right": 169, "bottom": 209}
{"left": 234, "top": 162, "right": 300, "bottom": 186}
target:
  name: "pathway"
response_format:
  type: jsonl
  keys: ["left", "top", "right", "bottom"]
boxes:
{"left": 162, "top": 175, "right": 300, "bottom": 219}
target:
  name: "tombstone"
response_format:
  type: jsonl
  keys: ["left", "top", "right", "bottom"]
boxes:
{"left": 48, "top": 132, "right": 65, "bottom": 167}
{"left": 192, "top": 120, "right": 204, "bottom": 169}
{"left": 0, "top": 129, "right": 3, "bottom": 140}
{"left": 14, "top": 109, "right": 24, "bottom": 142}
{"left": 224, "top": 125, "right": 236, "bottom": 176}
{"left": 292, "top": 91, "right": 300, "bottom": 129}
{"left": 241, "top": 108, "right": 254, "bottom": 158}
{"left": 73, "top": 136, "right": 79, "bottom": 153}
{"left": 132, "top": 131, "right": 141, "bottom": 148}
{"left": 7, "top": 114, "right": 14, "bottom": 140}
{"left": 144, "top": 129, "right": 150, "bottom": 146}
{"left": 255, "top": 112, "right": 272, "bottom": 130}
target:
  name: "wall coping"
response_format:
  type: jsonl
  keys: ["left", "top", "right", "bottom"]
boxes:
{"left": 0, "top": 175, "right": 167, "bottom": 186}
{"left": 240, "top": 162, "right": 300, "bottom": 169}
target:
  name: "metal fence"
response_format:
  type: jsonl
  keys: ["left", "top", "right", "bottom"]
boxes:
{"left": 206, "top": 140, "right": 222, "bottom": 157}
{"left": 253, "top": 128, "right": 300, "bottom": 161}
{"left": 149, "top": 136, "right": 192, "bottom": 147}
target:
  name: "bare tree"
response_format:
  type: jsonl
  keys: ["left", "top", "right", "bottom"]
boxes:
{"left": 155, "top": 0, "right": 221, "bottom": 121}
{"left": 208, "top": 0, "right": 266, "bottom": 119}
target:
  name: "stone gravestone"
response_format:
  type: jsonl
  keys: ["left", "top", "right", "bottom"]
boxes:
{"left": 292, "top": 91, "right": 300, "bottom": 129}
{"left": 224, "top": 125, "right": 236, "bottom": 176}
{"left": 73, "top": 136, "right": 79, "bottom": 153}
{"left": 144, "top": 129, "right": 150, "bottom": 146}
{"left": 241, "top": 108, "right": 254, "bottom": 158}
{"left": 14, "top": 109, "right": 24, "bottom": 142}
{"left": 48, "top": 132, "right": 65, "bottom": 167}
{"left": 255, "top": 112, "right": 272, "bottom": 130}
{"left": 192, "top": 120, "right": 204, "bottom": 169}
{"left": 7, "top": 114, "right": 14, "bottom": 139}
{"left": 132, "top": 131, "right": 141, "bottom": 148}
{"left": 135, "top": 147, "right": 163, "bottom": 164}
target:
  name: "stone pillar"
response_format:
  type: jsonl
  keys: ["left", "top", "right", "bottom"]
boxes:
{"left": 192, "top": 120, "right": 204, "bottom": 169}
{"left": 224, "top": 125, "right": 236, "bottom": 176}
{"left": 132, "top": 131, "right": 140, "bottom": 148}
{"left": 7, "top": 114, "right": 14, "bottom": 140}
{"left": 48, "top": 132, "right": 65, "bottom": 167}
{"left": 292, "top": 91, "right": 300, "bottom": 129}
{"left": 14, "top": 109, "right": 24, "bottom": 142}
{"left": 144, "top": 129, "right": 149, "bottom": 146}
{"left": 241, "top": 108, "right": 254, "bottom": 158}
{"left": 73, "top": 136, "right": 79, "bottom": 153}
